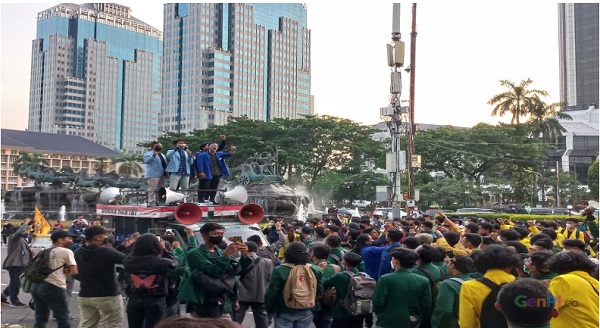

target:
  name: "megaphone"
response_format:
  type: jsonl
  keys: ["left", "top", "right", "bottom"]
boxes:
{"left": 238, "top": 204, "right": 264, "bottom": 225}
{"left": 157, "top": 187, "right": 185, "bottom": 205}
{"left": 580, "top": 200, "right": 599, "bottom": 216}
{"left": 99, "top": 187, "right": 122, "bottom": 204}
{"left": 223, "top": 186, "right": 248, "bottom": 204}
{"left": 174, "top": 203, "right": 203, "bottom": 225}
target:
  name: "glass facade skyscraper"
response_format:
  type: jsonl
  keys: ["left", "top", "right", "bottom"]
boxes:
{"left": 160, "top": 3, "right": 312, "bottom": 133}
{"left": 28, "top": 3, "right": 162, "bottom": 152}
{"left": 558, "top": 3, "right": 599, "bottom": 110}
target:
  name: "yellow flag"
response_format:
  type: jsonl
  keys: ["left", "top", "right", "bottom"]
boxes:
{"left": 34, "top": 205, "right": 51, "bottom": 235}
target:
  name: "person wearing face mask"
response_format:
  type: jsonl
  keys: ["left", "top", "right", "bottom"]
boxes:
{"left": 523, "top": 251, "right": 556, "bottom": 284}
{"left": 31, "top": 230, "right": 79, "bottom": 328}
{"left": 177, "top": 222, "right": 247, "bottom": 318}
{"left": 144, "top": 141, "right": 168, "bottom": 205}
{"left": 559, "top": 218, "right": 586, "bottom": 243}
{"left": 74, "top": 225, "right": 127, "bottom": 328}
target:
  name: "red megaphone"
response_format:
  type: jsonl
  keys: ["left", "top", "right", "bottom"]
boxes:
{"left": 174, "top": 203, "right": 203, "bottom": 225}
{"left": 238, "top": 204, "right": 264, "bottom": 225}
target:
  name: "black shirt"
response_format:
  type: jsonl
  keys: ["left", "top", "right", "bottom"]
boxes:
{"left": 74, "top": 244, "right": 126, "bottom": 297}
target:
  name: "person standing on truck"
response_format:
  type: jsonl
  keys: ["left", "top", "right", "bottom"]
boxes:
{"left": 144, "top": 141, "right": 168, "bottom": 205}
{"left": 165, "top": 139, "right": 194, "bottom": 195}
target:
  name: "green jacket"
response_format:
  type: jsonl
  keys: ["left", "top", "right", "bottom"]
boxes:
{"left": 327, "top": 247, "right": 347, "bottom": 266}
{"left": 414, "top": 263, "right": 445, "bottom": 282}
{"left": 170, "top": 235, "right": 199, "bottom": 285}
{"left": 532, "top": 272, "right": 557, "bottom": 281}
{"left": 323, "top": 268, "right": 360, "bottom": 319}
{"left": 373, "top": 269, "right": 432, "bottom": 328}
{"left": 431, "top": 274, "right": 472, "bottom": 328}
{"left": 176, "top": 243, "right": 238, "bottom": 311}
{"left": 433, "top": 261, "right": 448, "bottom": 277}
{"left": 265, "top": 263, "right": 323, "bottom": 314}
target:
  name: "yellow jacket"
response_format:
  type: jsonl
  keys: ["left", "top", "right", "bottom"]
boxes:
{"left": 278, "top": 233, "right": 300, "bottom": 258}
{"left": 548, "top": 270, "right": 599, "bottom": 328}
{"left": 458, "top": 269, "right": 515, "bottom": 328}
{"left": 559, "top": 228, "right": 586, "bottom": 243}
{"left": 435, "top": 237, "right": 475, "bottom": 256}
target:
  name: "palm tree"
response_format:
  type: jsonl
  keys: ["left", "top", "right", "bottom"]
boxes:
{"left": 94, "top": 157, "right": 110, "bottom": 173}
{"left": 12, "top": 152, "right": 50, "bottom": 176}
{"left": 112, "top": 150, "right": 143, "bottom": 177}
{"left": 526, "top": 97, "right": 572, "bottom": 143}
{"left": 488, "top": 79, "right": 549, "bottom": 124}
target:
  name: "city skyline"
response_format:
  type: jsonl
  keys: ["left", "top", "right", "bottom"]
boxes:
{"left": 2, "top": 2, "right": 561, "bottom": 131}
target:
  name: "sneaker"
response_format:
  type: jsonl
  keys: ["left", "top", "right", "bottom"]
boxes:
{"left": 1, "top": 294, "right": 9, "bottom": 304}
{"left": 10, "top": 301, "right": 28, "bottom": 308}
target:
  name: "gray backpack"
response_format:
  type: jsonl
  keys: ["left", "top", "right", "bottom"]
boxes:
{"left": 341, "top": 271, "right": 377, "bottom": 315}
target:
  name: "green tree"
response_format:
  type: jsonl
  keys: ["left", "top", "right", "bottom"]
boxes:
{"left": 112, "top": 150, "right": 144, "bottom": 176}
{"left": 488, "top": 79, "right": 549, "bottom": 124}
{"left": 525, "top": 97, "right": 572, "bottom": 143}
{"left": 12, "top": 152, "right": 49, "bottom": 176}
{"left": 588, "top": 160, "right": 599, "bottom": 199}
{"left": 313, "top": 171, "right": 388, "bottom": 205}
{"left": 94, "top": 157, "right": 111, "bottom": 173}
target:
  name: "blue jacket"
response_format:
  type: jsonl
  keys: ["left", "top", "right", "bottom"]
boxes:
{"left": 378, "top": 242, "right": 402, "bottom": 278}
{"left": 196, "top": 151, "right": 233, "bottom": 180}
{"left": 361, "top": 245, "right": 387, "bottom": 281}
{"left": 165, "top": 148, "right": 193, "bottom": 175}
{"left": 143, "top": 150, "right": 167, "bottom": 178}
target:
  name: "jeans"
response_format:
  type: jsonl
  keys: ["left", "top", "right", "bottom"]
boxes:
{"left": 164, "top": 300, "right": 180, "bottom": 318}
{"left": 2, "top": 266, "right": 25, "bottom": 304}
{"left": 126, "top": 297, "right": 166, "bottom": 328}
{"left": 234, "top": 302, "right": 269, "bottom": 328}
{"left": 313, "top": 306, "right": 333, "bottom": 328}
{"left": 78, "top": 295, "right": 124, "bottom": 328}
{"left": 168, "top": 174, "right": 190, "bottom": 195}
{"left": 274, "top": 310, "right": 314, "bottom": 328}
{"left": 32, "top": 281, "right": 70, "bottom": 328}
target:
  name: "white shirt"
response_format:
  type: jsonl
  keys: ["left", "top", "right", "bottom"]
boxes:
{"left": 44, "top": 246, "right": 76, "bottom": 289}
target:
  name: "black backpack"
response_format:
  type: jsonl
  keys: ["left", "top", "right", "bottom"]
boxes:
{"left": 415, "top": 266, "right": 445, "bottom": 306}
{"left": 23, "top": 248, "right": 63, "bottom": 283}
{"left": 477, "top": 278, "right": 508, "bottom": 328}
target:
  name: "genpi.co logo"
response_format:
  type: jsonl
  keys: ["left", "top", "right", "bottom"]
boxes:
{"left": 514, "top": 295, "right": 578, "bottom": 308}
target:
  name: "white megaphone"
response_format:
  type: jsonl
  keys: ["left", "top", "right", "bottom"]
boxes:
{"left": 99, "top": 187, "right": 122, "bottom": 204}
{"left": 157, "top": 187, "right": 185, "bottom": 205}
{"left": 580, "top": 200, "right": 599, "bottom": 216}
{"left": 222, "top": 186, "right": 248, "bottom": 204}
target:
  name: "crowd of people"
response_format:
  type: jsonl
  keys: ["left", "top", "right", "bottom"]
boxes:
{"left": 1, "top": 206, "right": 599, "bottom": 328}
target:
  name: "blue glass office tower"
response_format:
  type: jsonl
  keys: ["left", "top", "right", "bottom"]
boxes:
{"left": 160, "top": 3, "right": 312, "bottom": 132}
{"left": 28, "top": 3, "right": 162, "bottom": 152}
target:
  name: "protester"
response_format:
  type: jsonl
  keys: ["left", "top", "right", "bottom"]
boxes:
{"left": 75, "top": 225, "right": 127, "bottom": 328}
{"left": 545, "top": 251, "right": 599, "bottom": 328}
{"left": 233, "top": 241, "right": 273, "bottom": 328}
{"left": 265, "top": 241, "right": 323, "bottom": 328}
{"left": 310, "top": 244, "right": 340, "bottom": 328}
{"left": 123, "top": 233, "right": 179, "bottom": 328}
{"left": 1, "top": 218, "right": 32, "bottom": 307}
{"left": 496, "top": 278, "right": 557, "bottom": 328}
{"left": 458, "top": 244, "right": 519, "bottom": 328}
{"left": 165, "top": 139, "right": 194, "bottom": 193}
{"left": 177, "top": 223, "right": 246, "bottom": 318}
{"left": 431, "top": 255, "right": 474, "bottom": 328}
{"left": 196, "top": 142, "right": 235, "bottom": 203}
{"left": 378, "top": 229, "right": 403, "bottom": 278}
{"left": 143, "top": 141, "right": 168, "bottom": 205}
{"left": 524, "top": 251, "right": 556, "bottom": 282}
{"left": 373, "top": 248, "right": 432, "bottom": 328}
{"left": 31, "top": 230, "right": 78, "bottom": 328}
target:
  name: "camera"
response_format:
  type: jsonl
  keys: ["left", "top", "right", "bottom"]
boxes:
{"left": 183, "top": 144, "right": 189, "bottom": 150}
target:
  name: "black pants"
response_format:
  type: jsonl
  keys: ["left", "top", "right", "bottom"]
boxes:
{"left": 331, "top": 315, "right": 367, "bottom": 328}
{"left": 207, "top": 175, "right": 221, "bottom": 202}
{"left": 192, "top": 301, "right": 224, "bottom": 318}
{"left": 126, "top": 297, "right": 166, "bottom": 328}
{"left": 198, "top": 179, "right": 211, "bottom": 201}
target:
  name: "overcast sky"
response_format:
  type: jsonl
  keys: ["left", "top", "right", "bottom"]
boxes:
{"left": 1, "top": 2, "right": 560, "bottom": 130}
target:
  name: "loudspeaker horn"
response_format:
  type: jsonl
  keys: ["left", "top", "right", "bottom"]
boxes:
{"left": 99, "top": 187, "right": 122, "bottom": 204}
{"left": 580, "top": 200, "right": 599, "bottom": 216}
{"left": 223, "top": 186, "right": 248, "bottom": 204}
{"left": 174, "top": 203, "right": 203, "bottom": 225}
{"left": 157, "top": 187, "right": 185, "bottom": 205}
{"left": 238, "top": 204, "right": 264, "bottom": 225}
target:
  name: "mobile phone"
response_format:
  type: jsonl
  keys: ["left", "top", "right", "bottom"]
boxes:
{"left": 233, "top": 236, "right": 243, "bottom": 243}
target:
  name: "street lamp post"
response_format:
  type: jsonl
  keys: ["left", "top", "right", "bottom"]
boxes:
{"left": 550, "top": 161, "right": 560, "bottom": 207}
{"left": 524, "top": 169, "right": 542, "bottom": 206}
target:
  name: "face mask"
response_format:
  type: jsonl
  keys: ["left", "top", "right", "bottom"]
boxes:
{"left": 208, "top": 236, "right": 223, "bottom": 245}
{"left": 390, "top": 261, "right": 395, "bottom": 269}
{"left": 566, "top": 223, "right": 574, "bottom": 229}
{"left": 295, "top": 230, "right": 301, "bottom": 234}
{"left": 523, "top": 264, "right": 531, "bottom": 275}
{"left": 269, "top": 223, "right": 274, "bottom": 227}
{"left": 154, "top": 146, "right": 162, "bottom": 152}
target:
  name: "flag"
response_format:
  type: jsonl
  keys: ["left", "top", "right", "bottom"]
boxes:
{"left": 34, "top": 205, "right": 51, "bottom": 235}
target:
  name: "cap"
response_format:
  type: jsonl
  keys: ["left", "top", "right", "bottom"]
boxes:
{"left": 301, "top": 226, "right": 312, "bottom": 234}
{"left": 348, "top": 222, "right": 361, "bottom": 230}
{"left": 50, "top": 230, "right": 77, "bottom": 243}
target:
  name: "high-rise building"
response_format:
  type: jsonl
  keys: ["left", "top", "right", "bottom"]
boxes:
{"left": 28, "top": 3, "right": 162, "bottom": 153}
{"left": 160, "top": 3, "right": 312, "bottom": 133}
{"left": 558, "top": 3, "right": 599, "bottom": 110}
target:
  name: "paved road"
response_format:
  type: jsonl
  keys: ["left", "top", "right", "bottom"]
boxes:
{"left": 0, "top": 245, "right": 283, "bottom": 328}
